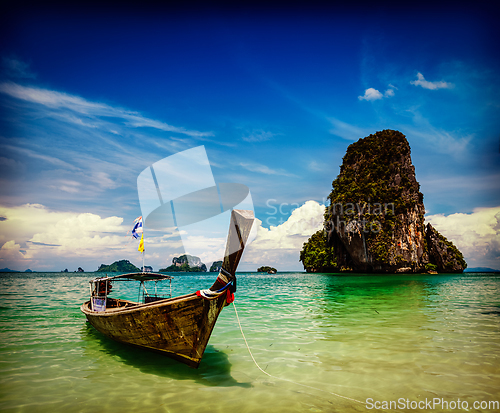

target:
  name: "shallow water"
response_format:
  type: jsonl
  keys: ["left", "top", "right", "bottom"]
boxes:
{"left": 0, "top": 272, "right": 499, "bottom": 412}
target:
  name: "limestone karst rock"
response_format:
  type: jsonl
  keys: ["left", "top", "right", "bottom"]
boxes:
{"left": 300, "top": 130, "right": 466, "bottom": 273}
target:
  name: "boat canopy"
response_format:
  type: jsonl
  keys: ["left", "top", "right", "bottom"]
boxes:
{"left": 91, "top": 272, "right": 174, "bottom": 282}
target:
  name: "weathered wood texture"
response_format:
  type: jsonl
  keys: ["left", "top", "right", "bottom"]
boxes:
{"left": 81, "top": 209, "right": 255, "bottom": 368}
{"left": 82, "top": 292, "right": 228, "bottom": 368}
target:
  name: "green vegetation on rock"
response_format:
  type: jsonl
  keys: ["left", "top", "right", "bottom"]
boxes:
{"left": 425, "top": 263, "right": 438, "bottom": 272}
{"left": 299, "top": 230, "right": 337, "bottom": 272}
{"left": 301, "top": 129, "right": 466, "bottom": 274}
{"left": 159, "top": 263, "right": 207, "bottom": 272}
{"left": 97, "top": 260, "right": 140, "bottom": 272}
{"left": 257, "top": 266, "right": 277, "bottom": 273}
{"left": 159, "top": 254, "right": 207, "bottom": 272}
{"left": 209, "top": 261, "right": 223, "bottom": 272}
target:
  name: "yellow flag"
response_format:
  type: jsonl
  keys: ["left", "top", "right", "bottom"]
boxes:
{"left": 138, "top": 233, "right": 144, "bottom": 252}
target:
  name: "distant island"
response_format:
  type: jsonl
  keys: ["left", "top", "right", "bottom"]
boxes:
{"left": 300, "top": 130, "right": 467, "bottom": 274}
{"left": 464, "top": 267, "right": 500, "bottom": 273}
{"left": 159, "top": 254, "right": 207, "bottom": 272}
{"left": 0, "top": 268, "right": 34, "bottom": 272}
{"left": 97, "top": 260, "right": 140, "bottom": 272}
{"left": 209, "top": 260, "right": 223, "bottom": 272}
{"left": 257, "top": 266, "right": 277, "bottom": 274}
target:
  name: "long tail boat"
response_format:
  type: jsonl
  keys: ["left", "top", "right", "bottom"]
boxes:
{"left": 81, "top": 209, "right": 254, "bottom": 368}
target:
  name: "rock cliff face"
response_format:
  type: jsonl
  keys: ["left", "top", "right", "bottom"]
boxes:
{"left": 425, "top": 223, "right": 467, "bottom": 272}
{"left": 209, "top": 260, "right": 223, "bottom": 272}
{"left": 300, "top": 130, "right": 466, "bottom": 273}
{"left": 159, "top": 254, "right": 207, "bottom": 272}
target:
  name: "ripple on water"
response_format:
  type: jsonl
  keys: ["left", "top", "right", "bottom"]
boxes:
{"left": 0, "top": 272, "right": 499, "bottom": 412}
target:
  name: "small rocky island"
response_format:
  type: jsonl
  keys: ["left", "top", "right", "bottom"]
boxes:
{"left": 300, "top": 130, "right": 466, "bottom": 273}
{"left": 159, "top": 254, "right": 208, "bottom": 272}
{"left": 97, "top": 260, "right": 141, "bottom": 272}
{"left": 257, "top": 266, "right": 277, "bottom": 274}
{"left": 209, "top": 261, "right": 223, "bottom": 272}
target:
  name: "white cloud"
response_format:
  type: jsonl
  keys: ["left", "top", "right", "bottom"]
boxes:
{"left": 7, "top": 200, "right": 497, "bottom": 272}
{"left": 384, "top": 88, "right": 395, "bottom": 97}
{"left": 0, "top": 240, "right": 26, "bottom": 264}
{"left": 359, "top": 86, "right": 395, "bottom": 101}
{"left": 240, "top": 201, "right": 500, "bottom": 271}
{"left": 241, "top": 200, "right": 325, "bottom": 270}
{"left": 0, "top": 203, "right": 134, "bottom": 271}
{"left": 410, "top": 72, "right": 454, "bottom": 90}
{"left": 358, "top": 88, "right": 383, "bottom": 101}
{"left": 426, "top": 206, "right": 500, "bottom": 269}
{"left": 0, "top": 203, "right": 255, "bottom": 272}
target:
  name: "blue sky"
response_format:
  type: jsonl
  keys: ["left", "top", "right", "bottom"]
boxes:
{"left": 1, "top": 3, "right": 499, "bottom": 271}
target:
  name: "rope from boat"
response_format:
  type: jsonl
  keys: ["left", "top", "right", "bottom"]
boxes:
{"left": 232, "top": 302, "right": 366, "bottom": 407}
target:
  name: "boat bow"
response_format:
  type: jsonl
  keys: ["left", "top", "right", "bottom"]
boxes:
{"left": 81, "top": 209, "right": 254, "bottom": 368}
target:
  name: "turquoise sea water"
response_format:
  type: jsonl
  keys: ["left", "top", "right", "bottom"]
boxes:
{"left": 1, "top": 272, "right": 499, "bottom": 412}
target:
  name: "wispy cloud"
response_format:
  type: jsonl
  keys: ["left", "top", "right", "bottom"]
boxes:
{"left": 328, "top": 118, "right": 373, "bottom": 141}
{"left": 407, "top": 127, "right": 471, "bottom": 156}
{"left": 410, "top": 72, "right": 454, "bottom": 90}
{"left": 420, "top": 172, "right": 500, "bottom": 197}
{"left": 239, "top": 161, "right": 296, "bottom": 177}
{"left": 0, "top": 82, "right": 212, "bottom": 138}
{"left": 2, "top": 57, "right": 37, "bottom": 79}
{"left": 3, "top": 144, "right": 80, "bottom": 171}
{"left": 124, "top": 115, "right": 214, "bottom": 138}
{"left": 384, "top": 88, "right": 395, "bottom": 97}
{"left": 307, "top": 160, "right": 324, "bottom": 172}
{"left": 403, "top": 108, "right": 471, "bottom": 156}
{"left": 242, "top": 130, "right": 276, "bottom": 143}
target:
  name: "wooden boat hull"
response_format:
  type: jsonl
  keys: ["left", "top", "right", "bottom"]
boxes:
{"left": 81, "top": 209, "right": 255, "bottom": 368}
{"left": 81, "top": 291, "right": 229, "bottom": 368}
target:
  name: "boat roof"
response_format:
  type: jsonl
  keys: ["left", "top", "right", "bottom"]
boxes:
{"left": 91, "top": 272, "right": 174, "bottom": 282}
